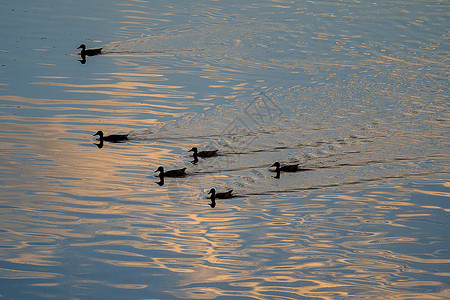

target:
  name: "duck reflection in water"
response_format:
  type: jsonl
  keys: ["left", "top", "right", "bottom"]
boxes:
{"left": 155, "top": 175, "right": 165, "bottom": 186}
{"left": 270, "top": 161, "right": 311, "bottom": 179}
{"left": 79, "top": 54, "right": 86, "bottom": 64}
{"left": 94, "top": 139, "right": 104, "bottom": 149}
{"left": 207, "top": 188, "right": 233, "bottom": 208}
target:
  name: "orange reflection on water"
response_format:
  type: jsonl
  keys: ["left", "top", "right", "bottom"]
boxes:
{"left": 34, "top": 81, "right": 194, "bottom": 100}
{"left": 34, "top": 81, "right": 185, "bottom": 90}
{"left": 0, "top": 268, "right": 60, "bottom": 280}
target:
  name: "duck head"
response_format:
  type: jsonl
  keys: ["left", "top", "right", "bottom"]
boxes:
{"left": 271, "top": 162, "right": 281, "bottom": 178}
{"left": 189, "top": 147, "right": 198, "bottom": 154}
{"left": 155, "top": 166, "right": 164, "bottom": 173}
{"left": 93, "top": 130, "right": 104, "bottom": 138}
{"left": 208, "top": 188, "right": 216, "bottom": 196}
{"left": 78, "top": 44, "right": 86, "bottom": 50}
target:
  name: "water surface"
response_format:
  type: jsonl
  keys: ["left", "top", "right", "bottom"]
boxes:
{"left": 0, "top": 0, "right": 449, "bottom": 299}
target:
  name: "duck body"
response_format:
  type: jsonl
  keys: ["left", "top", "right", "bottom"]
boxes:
{"left": 94, "top": 130, "right": 129, "bottom": 142}
{"left": 189, "top": 147, "right": 218, "bottom": 158}
{"left": 271, "top": 162, "right": 310, "bottom": 172}
{"left": 282, "top": 165, "right": 298, "bottom": 171}
{"left": 78, "top": 44, "right": 102, "bottom": 56}
{"left": 155, "top": 166, "right": 187, "bottom": 178}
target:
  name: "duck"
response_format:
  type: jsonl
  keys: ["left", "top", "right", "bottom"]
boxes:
{"left": 208, "top": 188, "right": 233, "bottom": 200}
{"left": 207, "top": 188, "right": 233, "bottom": 208}
{"left": 271, "top": 162, "right": 300, "bottom": 172}
{"left": 155, "top": 166, "right": 187, "bottom": 177}
{"left": 93, "top": 130, "right": 129, "bottom": 143}
{"left": 270, "top": 161, "right": 311, "bottom": 179}
{"left": 78, "top": 44, "right": 102, "bottom": 56}
{"left": 189, "top": 147, "right": 218, "bottom": 158}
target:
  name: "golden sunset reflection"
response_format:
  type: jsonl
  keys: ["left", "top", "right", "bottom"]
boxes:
{"left": 0, "top": 268, "right": 61, "bottom": 280}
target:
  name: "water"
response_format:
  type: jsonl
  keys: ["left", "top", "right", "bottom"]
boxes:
{"left": 0, "top": 0, "right": 449, "bottom": 299}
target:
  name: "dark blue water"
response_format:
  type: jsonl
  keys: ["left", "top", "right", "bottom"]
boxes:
{"left": 0, "top": 0, "right": 449, "bottom": 299}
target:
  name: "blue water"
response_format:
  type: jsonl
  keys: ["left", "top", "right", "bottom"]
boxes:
{"left": 0, "top": 0, "right": 449, "bottom": 299}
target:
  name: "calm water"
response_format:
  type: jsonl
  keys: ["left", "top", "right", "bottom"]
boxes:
{"left": 1, "top": 0, "right": 449, "bottom": 299}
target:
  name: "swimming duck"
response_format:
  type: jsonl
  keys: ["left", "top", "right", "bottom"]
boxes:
{"left": 155, "top": 166, "right": 187, "bottom": 177}
{"left": 207, "top": 188, "right": 233, "bottom": 208}
{"left": 270, "top": 162, "right": 311, "bottom": 179}
{"left": 93, "top": 130, "right": 129, "bottom": 142}
{"left": 271, "top": 162, "right": 300, "bottom": 172}
{"left": 189, "top": 147, "right": 218, "bottom": 158}
{"left": 78, "top": 44, "right": 102, "bottom": 56}
{"left": 208, "top": 188, "right": 233, "bottom": 200}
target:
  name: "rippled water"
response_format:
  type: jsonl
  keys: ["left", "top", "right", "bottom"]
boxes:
{"left": 0, "top": 0, "right": 449, "bottom": 299}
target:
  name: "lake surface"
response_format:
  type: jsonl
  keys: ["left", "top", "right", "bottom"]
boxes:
{"left": 0, "top": 0, "right": 449, "bottom": 299}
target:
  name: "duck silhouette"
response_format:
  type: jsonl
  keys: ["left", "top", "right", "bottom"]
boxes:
{"left": 78, "top": 44, "right": 102, "bottom": 56}
{"left": 270, "top": 162, "right": 311, "bottom": 179}
{"left": 189, "top": 147, "right": 218, "bottom": 158}
{"left": 189, "top": 147, "right": 218, "bottom": 163}
{"left": 93, "top": 131, "right": 129, "bottom": 143}
{"left": 155, "top": 166, "right": 187, "bottom": 178}
{"left": 207, "top": 188, "right": 233, "bottom": 207}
